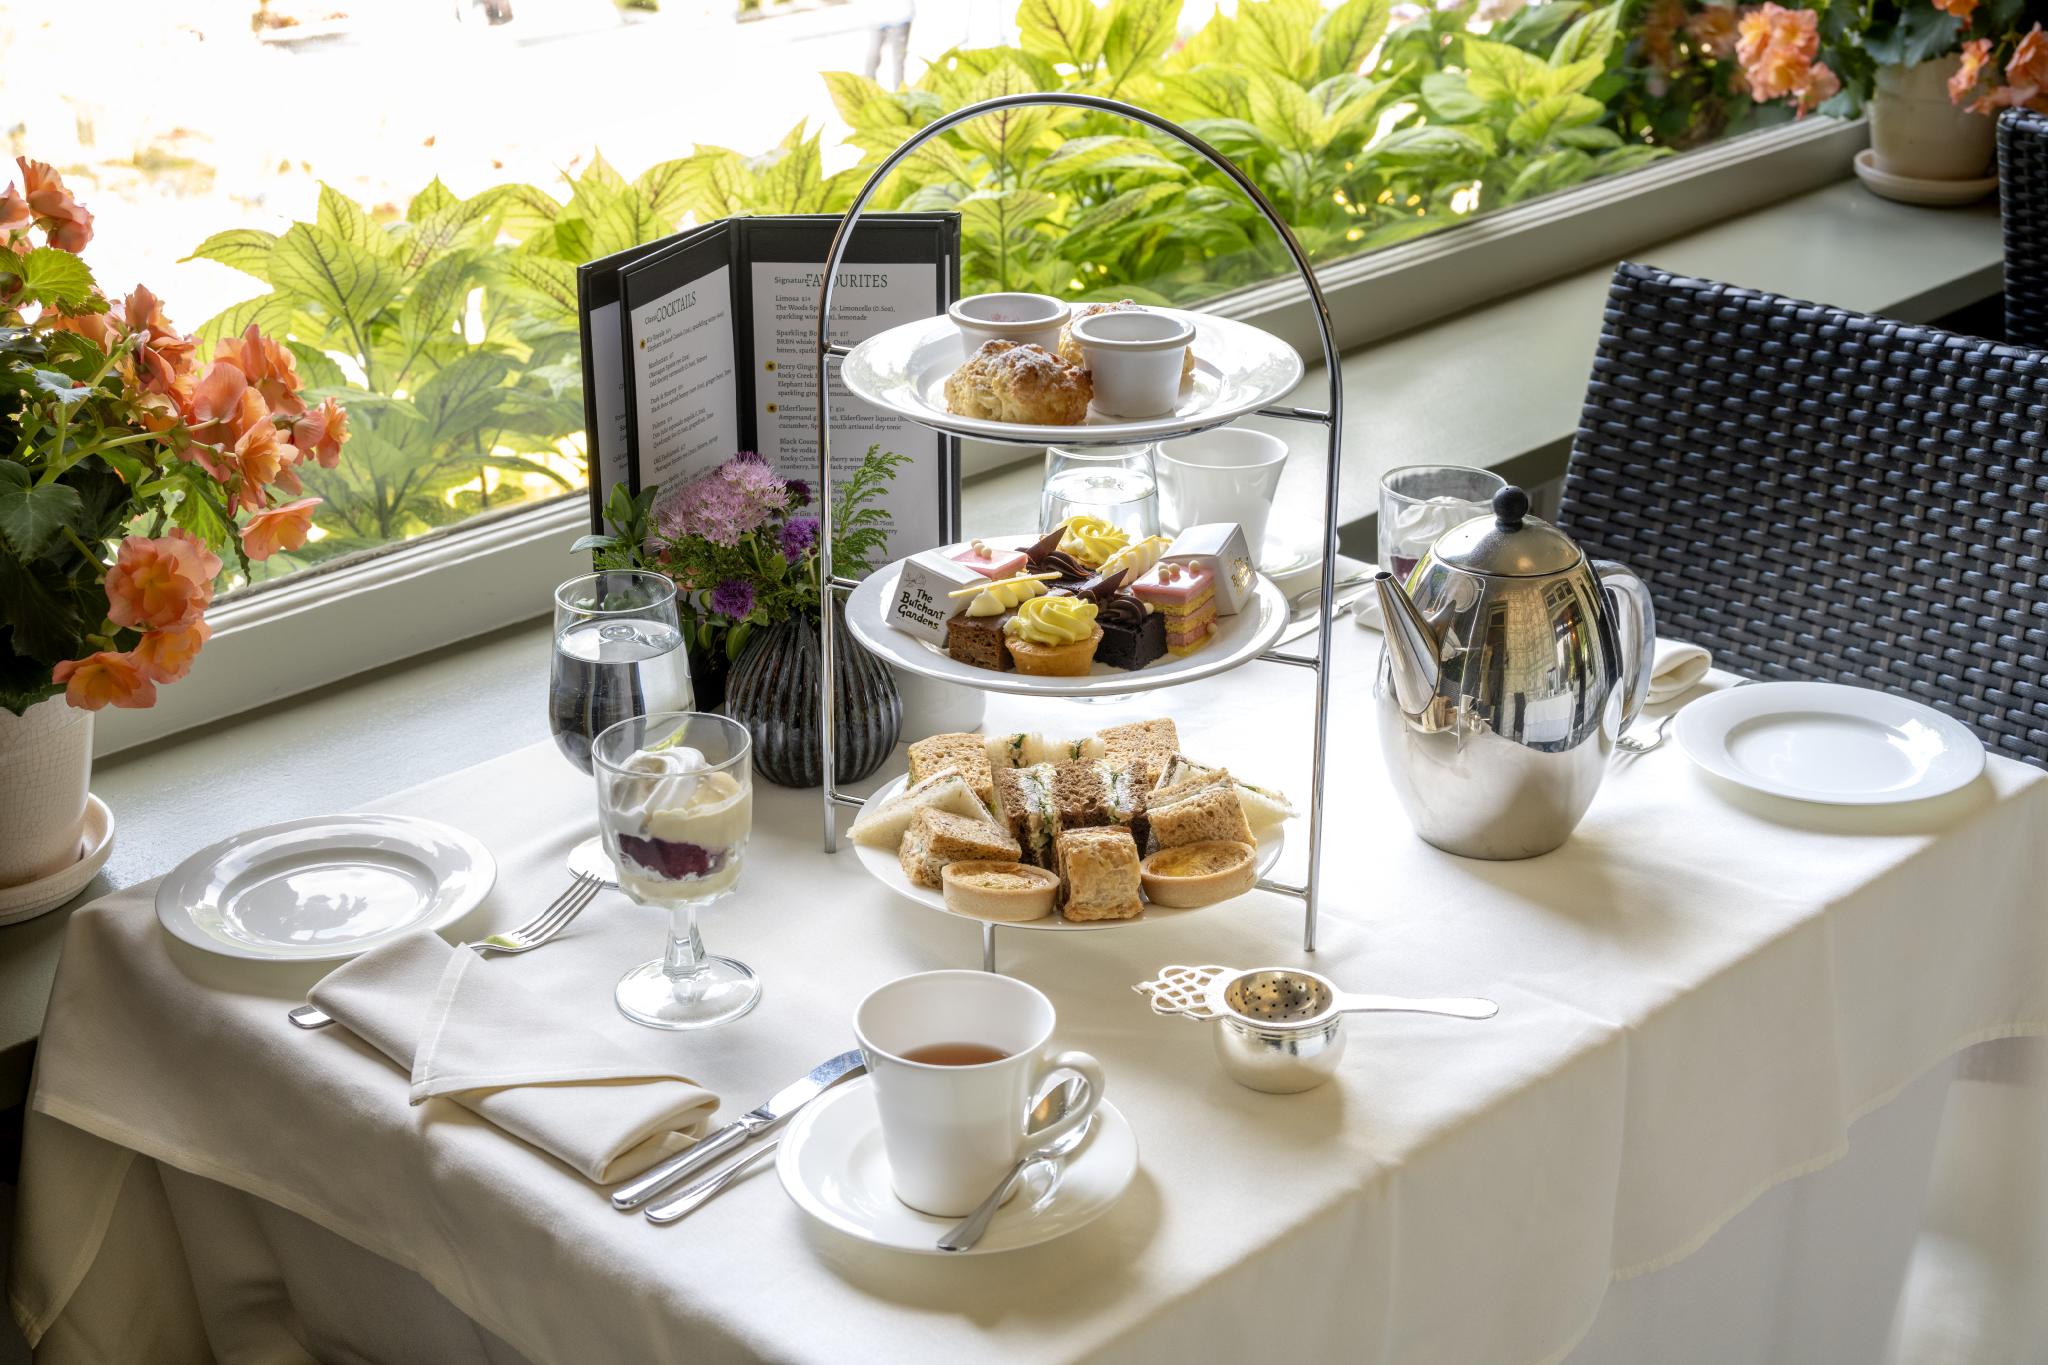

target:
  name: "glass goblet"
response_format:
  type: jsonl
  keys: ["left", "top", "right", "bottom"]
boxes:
{"left": 1377, "top": 465, "right": 1506, "bottom": 584}
{"left": 549, "top": 570, "right": 691, "bottom": 882}
{"left": 592, "top": 712, "right": 758, "bottom": 1031}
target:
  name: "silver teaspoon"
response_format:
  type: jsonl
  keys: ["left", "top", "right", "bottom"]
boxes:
{"left": 936, "top": 1078, "right": 1093, "bottom": 1253}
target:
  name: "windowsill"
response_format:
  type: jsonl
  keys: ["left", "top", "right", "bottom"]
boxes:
{"left": 0, "top": 174, "right": 2002, "bottom": 1106}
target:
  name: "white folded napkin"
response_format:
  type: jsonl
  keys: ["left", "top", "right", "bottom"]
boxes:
{"left": 308, "top": 933, "right": 718, "bottom": 1182}
{"left": 1649, "top": 638, "right": 1713, "bottom": 704}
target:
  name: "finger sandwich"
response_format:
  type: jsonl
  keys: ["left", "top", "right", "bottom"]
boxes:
{"left": 849, "top": 768, "right": 993, "bottom": 849}
{"left": 1146, "top": 772, "right": 1255, "bottom": 850}
{"left": 1055, "top": 826, "right": 1144, "bottom": 921}
{"left": 908, "top": 732, "right": 996, "bottom": 809}
{"left": 898, "top": 807, "right": 1021, "bottom": 889}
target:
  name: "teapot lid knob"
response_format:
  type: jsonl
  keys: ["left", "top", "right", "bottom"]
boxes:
{"left": 1493, "top": 486, "right": 1530, "bottom": 530}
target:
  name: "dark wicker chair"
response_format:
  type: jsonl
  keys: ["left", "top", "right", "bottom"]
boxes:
{"left": 1557, "top": 262, "right": 2048, "bottom": 768}
{"left": 2000, "top": 108, "right": 2048, "bottom": 350}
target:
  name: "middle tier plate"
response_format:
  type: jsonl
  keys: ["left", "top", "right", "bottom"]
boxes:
{"left": 845, "top": 547, "right": 1289, "bottom": 698}
{"left": 839, "top": 307, "right": 1305, "bottom": 447}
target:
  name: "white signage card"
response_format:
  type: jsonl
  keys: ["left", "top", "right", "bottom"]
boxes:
{"left": 585, "top": 299, "right": 630, "bottom": 503}
{"left": 628, "top": 264, "right": 738, "bottom": 491}
{"left": 748, "top": 261, "right": 943, "bottom": 559}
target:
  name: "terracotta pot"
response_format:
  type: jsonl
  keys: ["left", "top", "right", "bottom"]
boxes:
{"left": 0, "top": 698, "right": 92, "bottom": 886}
{"left": 1870, "top": 56, "right": 1994, "bottom": 181}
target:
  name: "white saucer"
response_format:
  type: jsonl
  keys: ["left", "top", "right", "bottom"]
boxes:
{"left": 1852, "top": 149, "right": 1996, "bottom": 207}
{"left": 852, "top": 771, "right": 1286, "bottom": 930}
{"left": 1673, "top": 681, "right": 1985, "bottom": 805}
{"left": 156, "top": 814, "right": 496, "bottom": 961}
{"left": 778, "top": 1077, "right": 1137, "bottom": 1255}
{"left": 0, "top": 794, "right": 114, "bottom": 925}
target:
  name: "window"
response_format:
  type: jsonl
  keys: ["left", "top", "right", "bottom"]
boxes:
{"left": 16, "top": 0, "right": 1851, "bottom": 751}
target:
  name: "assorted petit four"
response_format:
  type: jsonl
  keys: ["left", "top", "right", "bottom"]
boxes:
{"left": 951, "top": 538, "right": 1029, "bottom": 579}
{"left": 886, "top": 550, "right": 992, "bottom": 644}
{"left": 1161, "top": 523, "right": 1255, "bottom": 616}
{"left": 944, "top": 339, "right": 1092, "bottom": 425}
{"left": 1004, "top": 595, "right": 1101, "bottom": 676}
{"left": 1055, "top": 515, "right": 1128, "bottom": 570}
{"left": 865, "top": 719, "right": 1294, "bottom": 921}
{"left": 1098, "top": 534, "right": 1171, "bottom": 583}
{"left": 1132, "top": 560, "right": 1217, "bottom": 657}
{"left": 940, "top": 861, "right": 1061, "bottom": 923}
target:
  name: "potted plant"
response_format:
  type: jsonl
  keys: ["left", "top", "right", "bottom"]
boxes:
{"left": 1728, "top": 2, "right": 2043, "bottom": 186}
{"left": 1, "top": 157, "right": 349, "bottom": 910}
{"left": 579, "top": 445, "right": 904, "bottom": 787}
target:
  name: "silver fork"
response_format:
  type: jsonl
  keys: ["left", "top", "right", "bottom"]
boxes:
{"left": 288, "top": 871, "right": 606, "bottom": 1030}
{"left": 1614, "top": 711, "right": 1676, "bottom": 758}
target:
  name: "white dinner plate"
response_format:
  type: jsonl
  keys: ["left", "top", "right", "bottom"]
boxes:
{"left": 846, "top": 540, "right": 1289, "bottom": 699}
{"left": 1673, "top": 681, "right": 1985, "bottom": 806}
{"left": 156, "top": 814, "right": 496, "bottom": 961}
{"left": 777, "top": 1078, "right": 1137, "bottom": 1255}
{"left": 852, "top": 772, "right": 1287, "bottom": 930}
{"left": 840, "top": 307, "right": 1304, "bottom": 447}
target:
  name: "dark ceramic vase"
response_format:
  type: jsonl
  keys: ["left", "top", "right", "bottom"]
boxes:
{"left": 724, "top": 603, "right": 900, "bottom": 788}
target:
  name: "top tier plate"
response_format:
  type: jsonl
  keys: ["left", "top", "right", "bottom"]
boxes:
{"left": 839, "top": 307, "right": 1305, "bottom": 447}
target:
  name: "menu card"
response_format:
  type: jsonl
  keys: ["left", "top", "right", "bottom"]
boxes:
{"left": 577, "top": 213, "right": 961, "bottom": 559}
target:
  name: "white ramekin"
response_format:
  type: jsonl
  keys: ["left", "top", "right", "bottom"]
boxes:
{"left": 948, "top": 293, "right": 1070, "bottom": 353}
{"left": 1066, "top": 308, "right": 1196, "bottom": 418}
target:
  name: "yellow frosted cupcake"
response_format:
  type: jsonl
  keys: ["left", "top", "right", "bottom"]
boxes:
{"left": 1004, "top": 596, "right": 1101, "bottom": 676}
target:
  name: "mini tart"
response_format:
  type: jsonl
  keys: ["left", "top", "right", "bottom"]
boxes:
{"left": 940, "top": 861, "right": 1060, "bottom": 922}
{"left": 1006, "top": 624, "right": 1103, "bottom": 676}
{"left": 1139, "top": 839, "right": 1256, "bottom": 909}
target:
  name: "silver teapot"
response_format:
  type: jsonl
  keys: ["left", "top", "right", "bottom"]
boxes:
{"left": 1372, "top": 486, "right": 1654, "bottom": 860}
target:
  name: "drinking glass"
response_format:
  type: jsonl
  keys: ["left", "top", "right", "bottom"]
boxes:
{"left": 1040, "top": 443, "right": 1161, "bottom": 540}
{"left": 549, "top": 571, "right": 692, "bottom": 881}
{"left": 1378, "top": 465, "right": 1506, "bottom": 584}
{"left": 592, "top": 712, "right": 757, "bottom": 1030}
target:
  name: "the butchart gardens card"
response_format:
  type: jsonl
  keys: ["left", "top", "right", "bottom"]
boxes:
{"left": 577, "top": 213, "right": 961, "bottom": 560}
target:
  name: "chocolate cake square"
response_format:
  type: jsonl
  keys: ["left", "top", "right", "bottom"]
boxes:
{"left": 1096, "top": 607, "right": 1165, "bottom": 670}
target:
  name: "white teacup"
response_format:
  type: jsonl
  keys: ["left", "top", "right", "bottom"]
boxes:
{"left": 1158, "top": 427, "right": 1289, "bottom": 562}
{"left": 854, "top": 971, "right": 1105, "bottom": 1217}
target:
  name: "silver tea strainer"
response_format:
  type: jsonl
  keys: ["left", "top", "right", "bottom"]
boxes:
{"left": 1134, "top": 965, "right": 1498, "bottom": 1093}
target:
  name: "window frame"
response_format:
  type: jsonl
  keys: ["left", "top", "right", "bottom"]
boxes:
{"left": 94, "top": 117, "right": 1870, "bottom": 756}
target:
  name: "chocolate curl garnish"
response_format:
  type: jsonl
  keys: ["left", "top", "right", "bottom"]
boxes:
{"left": 1024, "top": 527, "right": 1066, "bottom": 561}
{"left": 1068, "top": 568, "right": 1129, "bottom": 603}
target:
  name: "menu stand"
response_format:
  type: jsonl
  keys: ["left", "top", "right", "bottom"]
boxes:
{"left": 812, "top": 93, "right": 1344, "bottom": 971}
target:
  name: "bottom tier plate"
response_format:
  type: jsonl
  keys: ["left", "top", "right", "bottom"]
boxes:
{"left": 851, "top": 773, "right": 1286, "bottom": 932}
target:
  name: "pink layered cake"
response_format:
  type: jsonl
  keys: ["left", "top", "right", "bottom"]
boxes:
{"left": 1131, "top": 561, "right": 1216, "bottom": 657}
{"left": 951, "top": 539, "right": 1029, "bottom": 579}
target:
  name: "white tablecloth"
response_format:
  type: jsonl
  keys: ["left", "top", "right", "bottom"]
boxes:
{"left": 14, "top": 625, "right": 2048, "bottom": 1364}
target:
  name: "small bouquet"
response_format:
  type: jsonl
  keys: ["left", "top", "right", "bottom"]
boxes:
{"left": 579, "top": 444, "right": 906, "bottom": 663}
{"left": 1, "top": 157, "right": 349, "bottom": 715}
{"left": 1723, "top": 1, "right": 2043, "bottom": 117}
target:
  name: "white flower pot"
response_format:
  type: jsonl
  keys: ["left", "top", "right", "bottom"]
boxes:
{"left": 0, "top": 698, "right": 93, "bottom": 886}
{"left": 1870, "top": 55, "right": 1995, "bottom": 182}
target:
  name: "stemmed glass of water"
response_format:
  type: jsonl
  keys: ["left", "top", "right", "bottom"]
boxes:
{"left": 549, "top": 571, "right": 693, "bottom": 881}
{"left": 1041, "top": 443, "right": 1161, "bottom": 540}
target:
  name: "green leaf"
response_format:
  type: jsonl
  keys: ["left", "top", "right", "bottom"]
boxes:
{"left": 1247, "top": 72, "right": 1322, "bottom": 156}
{"left": 1153, "top": 67, "right": 1254, "bottom": 122}
{"left": 285, "top": 341, "right": 349, "bottom": 390}
{"left": 168, "top": 478, "right": 234, "bottom": 552}
{"left": 317, "top": 184, "right": 381, "bottom": 254}
{"left": 0, "top": 545, "right": 78, "bottom": 663}
{"left": 17, "top": 248, "right": 94, "bottom": 311}
{"left": 1548, "top": 1, "right": 1620, "bottom": 69}
{"left": 1505, "top": 147, "right": 1596, "bottom": 202}
{"left": 1367, "top": 124, "right": 1493, "bottom": 165}
{"left": 494, "top": 253, "right": 579, "bottom": 324}
{"left": 1235, "top": 0, "right": 1319, "bottom": 77}
{"left": 1420, "top": 70, "right": 1488, "bottom": 121}
{"left": 483, "top": 183, "right": 565, "bottom": 243}
{"left": 195, "top": 292, "right": 295, "bottom": 347}
{"left": 21, "top": 368, "right": 91, "bottom": 405}
{"left": 588, "top": 187, "right": 665, "bottom": 257}
{"left": 1863, "top": 8, "right": 1960, "bottom": 68}
{"left": 1557, "top": 124, "right": 1624, "bottom": 150}
{"left": 0, "top": 463, "right": 83, "bottom": 559}
{"left": 182, "top": 228, "right": 279, "bottom": 281}
{"left": 1016, "top": 0, "right": 1107, "bottom": 69}
{"left": 956, "top": 66, "right": 1061, "bottom": 168}
{"left": 411, "top": 351, "right": 513, "bottom": 447}
{"left": 632, "top": 159, "right": 698, "bottom": 226}
{"left": 1035, "top": 135, "right": 1185, "bottom": 185}
{"left": 408, "top": 178, "right": 460, "bottom": 223}
{"left": 1103, "top": 0, "right": 1181, "bottom": 86}
{"left": 1309, "top": 0, "right": 1390, "bottom": 81}
{"left": 1462, "top": 38, "right": 1553, "bottom": 106}
{"left": 1507, "top": 92, "right": 1604, "bottom": 148}
{"left": 269, "top": 223, "right": 403, "bottom": 332}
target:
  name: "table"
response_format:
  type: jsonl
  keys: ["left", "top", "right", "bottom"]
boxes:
{"left": 14, "top": 623, "right": 2048, "bottom": 1364}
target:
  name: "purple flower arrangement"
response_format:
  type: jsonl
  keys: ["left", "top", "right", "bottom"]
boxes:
{"left": 587, "top": 445, "right": 907, "bottom": 665}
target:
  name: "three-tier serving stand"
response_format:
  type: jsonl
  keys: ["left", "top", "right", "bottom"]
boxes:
{"left": 811, "top": 94, "right": 1344, "bottom": 972}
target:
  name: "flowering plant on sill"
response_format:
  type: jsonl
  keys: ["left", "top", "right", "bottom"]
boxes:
{"left": 0, "top": 157, "right": 350, "bottom": 716}
{"left": 1721, "top": 0, "right": 2042, "bottom": 118}
{"left": 578, "top": 444, "right": 906, "bottom": 664}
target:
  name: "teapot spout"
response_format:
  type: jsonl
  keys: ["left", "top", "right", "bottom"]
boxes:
{"left": 1374, "top": 571, "right": 1441, "bottom": 714}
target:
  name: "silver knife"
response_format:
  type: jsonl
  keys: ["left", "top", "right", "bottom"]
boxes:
{"left": 644, "top": 1134, "right": 788, "bottom": 1223}
{"left": 610, "top": 1049, "right": 865, "bottom": 1211}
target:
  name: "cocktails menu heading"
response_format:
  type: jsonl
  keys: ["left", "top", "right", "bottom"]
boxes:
{"left": 577, "top": 213, "right": 961, "bottom": 559}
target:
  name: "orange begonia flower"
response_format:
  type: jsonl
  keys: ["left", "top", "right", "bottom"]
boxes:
{"left": 1735, "top": 3, "right": 1819, "bottom": 104}
{"left": 0, "top": 182, "right": 31, "bottom": 254}
{"left": 103, "top": 528, "right": 220, "bottom": 631}
{"left": 231, "top": 419, "right": 288, "bottom": 505}
{"left": 292, "top": 395, "right": 350, "bottom": 469}
{"left": 1933, "top": 0, "right": 1979, "bottom": 19}
{"left": 52, "top": 651, "right": 157, "bottom": 710}
{"left": 118, "top": 285, "right": 198, "bottom": 396}
{"left": 1796, "top": 62, "right": 1841, "bottom": 114}
{"left": 240, "top": 497, "right": 322, "bottom": 562}
{"left": 1685, "top": 5, "right": 1740, "bottom": 60}
{"left": 17, "top": 158, "right": 92, "bottom": 254}
{"left": 1954, "top": 37, "right": 1995, "bottom": 105}
{"left": 44, "top": 302, "right": 122, "bottom": 352}
{"left": 1987, "top": 24, "right": 2048, "bottom": 114}
{"left": 215, "top": 324, "right": 305, "bottom": 418}
{"left": 131, "top": 619, "right": 212, "bottom": 684}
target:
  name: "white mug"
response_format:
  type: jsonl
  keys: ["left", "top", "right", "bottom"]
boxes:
{"left": 854, "top": 971, "right": 1105, "bottom": 1217}
{"left": 1157, "top": 427, "right": 1289, "bottom": 562}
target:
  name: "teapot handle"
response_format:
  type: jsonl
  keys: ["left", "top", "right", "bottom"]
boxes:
{"left": 1592, "top": 560, "right": 1655, "bottom": 729}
